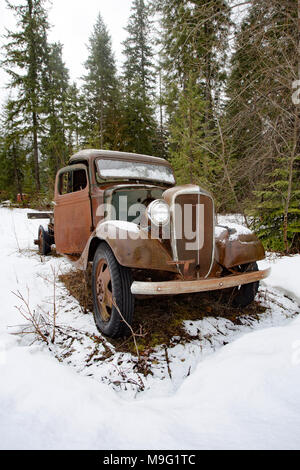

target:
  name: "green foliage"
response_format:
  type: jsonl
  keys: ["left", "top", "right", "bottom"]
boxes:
{"left": 157, "top": 0, "right": 231, "bottom": 111}
{"left": 157, "top": 0, "right": 231, "bottom": 201}
{"left": 64, "top": 83, "right": 86, "bottom": 152}
{"left": 41, "top": 42, "right": 70, "bottom": 183}
{"left": 0, "top": 100, "right": 27, "bottom": 200}
{"left": 121, "top": 0, "right": 157, "bottom": 154}
{"left": 169, "top": 75, "right": 213, "bottom": 188}
{"left": 2, "top": 0, "right": 50, "bottom": 192}
{"left": 251, "top": 153, "right": 300, "bottom": 252}
{"left": 226, "top": 0, "right": 299, "bottom": 252}
{"left": 81, "top": 13, "right": 122, "bottom": 149}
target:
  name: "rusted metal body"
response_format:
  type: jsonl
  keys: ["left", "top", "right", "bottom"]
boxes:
{"left": 47, "top": 148, "right": 269, "bottom": 295}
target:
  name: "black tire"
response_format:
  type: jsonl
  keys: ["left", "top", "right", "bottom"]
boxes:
{"left": 230, "top": 262, "right": 259, "bottom": 308}
{"left": 92, "top": 243, "right": 135, "bottom": 338}
{"left": 38, "top": 226, "right": 52, "bottom": 256}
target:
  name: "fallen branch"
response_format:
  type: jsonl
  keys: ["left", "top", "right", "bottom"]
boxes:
{"left": 110, "top": 364, "right": 145, "bottom": 391}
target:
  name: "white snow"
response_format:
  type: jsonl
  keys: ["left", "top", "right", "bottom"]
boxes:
{"left": 216, "top": 214, "right": 252, "bottom": 241}
{"left": 97, "top": 219, "right": 141, "bottom": 235}
{"left": 0, "top": 207, "right": 299, "bottom": 450}
{"left": 215, "top": 225, "right": 228, "bottom": 238}
{"left": 259, "top": 255, "right": 300, "bottom": 306}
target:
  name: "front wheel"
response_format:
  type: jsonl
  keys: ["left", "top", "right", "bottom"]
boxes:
{"left": 230, "top": 262, "right": 260, "bottom": 307}
{"left": 91, "top": 243, "right": 134, "bottom": 338}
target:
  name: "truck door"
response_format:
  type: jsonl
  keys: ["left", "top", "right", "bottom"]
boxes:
{"left": 54, "top": 164, "right": 92, "bottom": 254}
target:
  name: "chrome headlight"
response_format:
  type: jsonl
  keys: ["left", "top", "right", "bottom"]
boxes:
{"left": 147, "top": 199, "right": 170, "bottom": 226}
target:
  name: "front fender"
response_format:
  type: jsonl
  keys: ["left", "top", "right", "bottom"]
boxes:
{"left": 215, "top": 225, "right": 265, "bottom": 268}
{"left": 76, "top": 220, "right": 177, "bottom": 273}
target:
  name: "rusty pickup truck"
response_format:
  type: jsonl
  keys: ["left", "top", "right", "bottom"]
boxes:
{"left": 30, "top": 149, "right": 270, "bottom": 338}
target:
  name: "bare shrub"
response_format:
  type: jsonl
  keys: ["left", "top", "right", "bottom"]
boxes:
{"left": 12, "top": 266, "right": 61, "bottom": 345}
{"left": 13, "top": 288, "right": 50, "bottom": 344}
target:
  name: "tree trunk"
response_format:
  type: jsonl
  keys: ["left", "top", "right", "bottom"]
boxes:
{"left": 12, "top": 143, "right": 23, "bottom": 200}
{"left": 188, "top": 103, "right": 195, "bottom": 184}
{"left": 100, "top": 98, "right": 104, "bottom": 148}
{"left": 32, "top": 111, "right": 40, "bottom": 192}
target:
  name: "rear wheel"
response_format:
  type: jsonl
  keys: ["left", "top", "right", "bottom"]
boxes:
{"left": 230, "top": 262, "right": 259, "bottom": 307}
{"left": 92, "top": 243, "right": 134, "bottom": 338}
{"left": 38, "top": 226, "right": 52, "bottom": 256}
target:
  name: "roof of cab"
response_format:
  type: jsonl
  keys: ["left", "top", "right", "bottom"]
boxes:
{"left": 69, "top": 149, "right": 172, "bottom": 167}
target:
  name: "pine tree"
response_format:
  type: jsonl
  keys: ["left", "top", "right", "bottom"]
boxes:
{"left": 65, "top": 82, "right": 86, "bottom": 152}
{"left": 156, "top": 0, "right": 231, "bottom": 194}
{"left": 169, "top": 75, "right": 210, "bottom": 185}
{"left": 2, "top": 0, "right": 50, "bottom": 192}
{"left": 121, "top": 0, "right": 157, "bottom": 154}
{"left": 41, "top": 42, "right": 70, "bottom": 185}
{"left": 0, "top": 100, "right": 27, "bottom": 200}
{"left": 82, "top": 13, "right": 120, "bottom": 149}
{"left": 253, "top": 155, "right": 300, "bottom": 253}
{"left": 157, "top": 0, "right": 230, "bottom": 119}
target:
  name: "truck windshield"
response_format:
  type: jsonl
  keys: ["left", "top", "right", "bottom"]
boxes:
{"left": 96, "top": 159, "right": 175, "bottom": 185}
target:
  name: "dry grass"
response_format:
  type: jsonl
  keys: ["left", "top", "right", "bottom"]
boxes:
{"left": 59, "top": 268, "right": 267, "bottom": 357}
{"left": 59, "top": 267, "right": 92, "bottom": 315}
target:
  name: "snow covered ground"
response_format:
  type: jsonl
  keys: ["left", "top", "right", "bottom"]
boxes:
{"left": 0, "top": 207, "right": 299, "bottom": 450}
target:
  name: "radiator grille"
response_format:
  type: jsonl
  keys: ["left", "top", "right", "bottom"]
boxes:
{"left": 172, "top": 192, "right": 214, "bottom": 279}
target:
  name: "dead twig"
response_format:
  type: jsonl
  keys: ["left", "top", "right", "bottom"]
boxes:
{"left": 164, "top": 345, "right": 172, "bottom": 380}
{"left": 112, "top": 297, "right": 141, "bottom": 360}
{"left": 110, "top": 364, "right": 145, "bottom": 391}
{"left": 51, "top": 266, "right": 57, "bottom": 343}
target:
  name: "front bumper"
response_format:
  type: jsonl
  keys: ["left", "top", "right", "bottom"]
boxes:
{"left": 131, "top": 267, "right": 271, "bottom": 296}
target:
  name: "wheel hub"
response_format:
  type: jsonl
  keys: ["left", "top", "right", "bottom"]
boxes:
{"left": 96, "top": 278, "right": 105, "bottom": 302}
{"left": 95, "top": 260, "right": 113, "bottom": 323}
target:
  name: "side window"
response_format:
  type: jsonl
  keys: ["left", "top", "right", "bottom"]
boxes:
{"left": 58, "top": 169, "right": 87, "bottom": 195}
{"left": 73, "top": 169, "right": 87, "bottom": 192}
{"left": 59, "top": 171, "right": 72, "bottom": 195}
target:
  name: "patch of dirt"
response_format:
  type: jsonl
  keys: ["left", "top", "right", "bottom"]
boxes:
{"left": 59, "top": 268, "right": 267, "bottom": 356}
